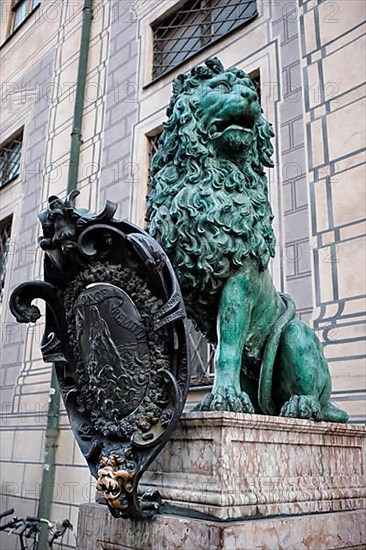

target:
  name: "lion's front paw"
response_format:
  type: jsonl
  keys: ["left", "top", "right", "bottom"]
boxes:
{"left": 192, "top": 386, "right": 255, "bottom": 414}
{"left": 280, "top": 395, "right": 321, "bottom": 420}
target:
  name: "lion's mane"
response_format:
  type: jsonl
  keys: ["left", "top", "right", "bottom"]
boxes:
{"left": 147, "top": 58, "right": 276, "bottom": 343}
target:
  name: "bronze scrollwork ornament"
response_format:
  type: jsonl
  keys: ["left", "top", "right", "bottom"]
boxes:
{"left": 10, "top": 191, "right": 189, "bottom": 519}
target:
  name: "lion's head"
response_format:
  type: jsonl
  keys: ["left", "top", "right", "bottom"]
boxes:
{"left": 147, "top": 58, "right": 276, "bottom": 342}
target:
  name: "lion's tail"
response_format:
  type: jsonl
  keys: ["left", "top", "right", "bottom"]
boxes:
{"left": 258, "top": 293, "right": 296, "bottom": 415}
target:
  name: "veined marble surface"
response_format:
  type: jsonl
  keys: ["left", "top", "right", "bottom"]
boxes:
{"left": 140, "top": 412, "right": 366, "bottom": 520}
{"left": 78, "top": 504, "right": 366, "bottom": 549}
{"left": 80, "top": 413, "right": 366, "bottom": 549}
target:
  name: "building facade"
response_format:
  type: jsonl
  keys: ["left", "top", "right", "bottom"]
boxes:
{"left": 0, "top": 0, "right": 365, "bottom": 547}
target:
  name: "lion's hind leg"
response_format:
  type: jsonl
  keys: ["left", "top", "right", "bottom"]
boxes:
{"left": 320, "top": 402, "right": 349, "bottom": 422}
{"left": 280, "top": 395, "right": 348, "bottom": 422}
{"left": 280, "top": 394, "right": 321, "bottom": 420}
{"left": 276, "top": 320, "right": 348, "bottom": 422}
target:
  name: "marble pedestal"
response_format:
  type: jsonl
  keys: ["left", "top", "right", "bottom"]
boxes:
{"left": 77, "top": 412, "right": 366, "bottom": 549}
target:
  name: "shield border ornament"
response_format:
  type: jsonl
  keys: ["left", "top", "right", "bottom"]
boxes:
{"left": 10, "top": 191, "right": 189, "bottom": 519}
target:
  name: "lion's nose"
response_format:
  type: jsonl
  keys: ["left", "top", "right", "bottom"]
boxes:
{"left": 241, "top": 88, "right": 257, "bottom": 103}
{"left": 251, "top": 90, "right": 258, "bottom": 102}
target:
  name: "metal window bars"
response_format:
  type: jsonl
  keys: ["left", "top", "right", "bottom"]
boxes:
{"left": 0, "top": 133, "right": 23, "bottom": 188}
{"left": 146, "top": 132, "right": 161, "bottom": 202}
{"left": 187, "top": 323, "right": 216, "bottom": 385}
{"left": 147, "top": 132, "right": 161, "bottom": 175}
{"left": 152, "top": 0, "right": 257, "bottom": 78}
{"left": 0, "top": 218, "right": 12, "bottom": 305}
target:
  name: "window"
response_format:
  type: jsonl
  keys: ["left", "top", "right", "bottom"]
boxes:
{"left": 10, "top": 0, "right": 41, "bottom": 33}
{"left": 12, "top": 0, "right": 27, "bottom": 31}
{"left": 188, "top": 326, "right": 215, "bottom": 386}
{"left": 152, "top": 0, "right": 257, "bottom": 78}
{"left": 147, "top": 132, "right": 162, "bottom": 196}
{"left": 0, "top": 131, "right": 23, "bottom": 189}
{"left": 0, "top": 218, "right": 12, "bottom": 305}
{"left": 250, "top": 70, "right": 261, "bottom": 104}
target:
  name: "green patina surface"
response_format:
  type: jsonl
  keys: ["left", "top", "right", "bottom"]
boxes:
{"left": 147, "top": 57, "right": 348, "bottom": 423}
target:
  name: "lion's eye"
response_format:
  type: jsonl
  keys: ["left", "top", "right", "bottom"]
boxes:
{"left": 210, "top": 81, "right": 231, "bottom": 92}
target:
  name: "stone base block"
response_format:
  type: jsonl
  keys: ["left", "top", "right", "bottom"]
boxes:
{"left": 77, "top": 503, "right": 366, "bottom": 549}
{"left": 140, "top": 412, "right": 366, "bottom": 520}
{"left": 78, "top": 413, "right": 366, "bottom": 549}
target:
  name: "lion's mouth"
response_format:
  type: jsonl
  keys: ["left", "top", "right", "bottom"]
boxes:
{"left": 209, "top": 115, "right": 254, "bottom": 139}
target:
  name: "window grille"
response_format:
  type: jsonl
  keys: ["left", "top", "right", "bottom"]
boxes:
{"left": 152, "top": 0, "right": 257, "bottom": 79}
{"left": 0, "top": 218, "right": 12, "bottom": 305}
{"left": 147, "top": 133, "right": 161, "bottom": 173}
{"left": 0, "top": 131, "right": 23, "bottom": 189}
{"left": 188, "top": 324, "right": 215, "bottom": 386}
{"left": 146, "top": 132, "right": 162, "bottom": 200}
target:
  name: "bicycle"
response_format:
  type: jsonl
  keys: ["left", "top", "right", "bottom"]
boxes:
{"left": 0, "top": 508, "right": 74, "bottom": 549}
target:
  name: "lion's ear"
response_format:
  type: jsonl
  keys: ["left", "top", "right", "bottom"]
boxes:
{"left": 205, "top": 57, "right": 224, "bottom": 74}
{"left": 256, "top": 117, "right": 275, "bottom": 168}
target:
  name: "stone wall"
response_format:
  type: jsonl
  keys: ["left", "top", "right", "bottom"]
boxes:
{"left": 299, "top": 0, "right": 366, "bottom": 420}
{"left": 99, "top": 0, "right": 139, "bottom": 218}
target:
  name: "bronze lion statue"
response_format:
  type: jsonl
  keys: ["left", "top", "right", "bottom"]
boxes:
{"left": 146, "top": 57, "right": 348, "bottom": 423}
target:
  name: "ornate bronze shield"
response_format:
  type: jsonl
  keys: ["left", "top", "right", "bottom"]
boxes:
{"left": 10, "top": 191, "right": 189, "bottom": 518}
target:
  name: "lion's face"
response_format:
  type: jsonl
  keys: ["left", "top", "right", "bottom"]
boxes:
{"left": 195, "top": 72, "right": 262, "bottom": 155}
